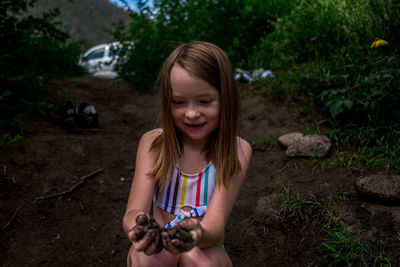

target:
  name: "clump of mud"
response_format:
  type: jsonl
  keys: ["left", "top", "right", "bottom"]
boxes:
{"left": 130, "top": 213, "right": 194, "bottom": 253}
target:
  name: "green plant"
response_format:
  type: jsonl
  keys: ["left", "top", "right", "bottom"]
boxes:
{"left": 279, "top": 185, "right": 335, "bottom": 231}
{"left": 319, "top": 54, "right": 400, "bottom": 122}
{"left": 276, "top": 185, "right": 391, "bottom": 265}
{"left": 322, "top": 224, "right": 369, "bottom": 266}
{"left": 0, "top": 0, "right": 84, "bottom": 136}
{"left": 329, "top": 123, "right": 400, "bottom": 173}
{"left": 331, "top": 187, "right": 349, "bottom": 201}
{"left": 0, "top": 133, "right": 23, "bottom": 146}
{"left": 306, "top": 120, "right": 327, "bottom": 135}
{"left": 41, "top": 187, "right": 52, "bottom": 196}
{"left": 113, "top": 0, "right": 297, "bottom": 91}
{"left": 373, "top": 239, "right": 392, "bottom": 267}
{"left": 308, "top": 157, "right": 326, "bottom": 174}
{"left": 262, "top": 136, "right": 276, "bottom": 149}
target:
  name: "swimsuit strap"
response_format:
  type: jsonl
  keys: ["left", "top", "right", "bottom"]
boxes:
{"left": 165, "top": 205, "right": 208, "bottom": 228}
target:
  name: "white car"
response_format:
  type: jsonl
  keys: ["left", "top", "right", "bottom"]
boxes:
{"left": 79, "top": 41, "right": 131, "bottom": 78}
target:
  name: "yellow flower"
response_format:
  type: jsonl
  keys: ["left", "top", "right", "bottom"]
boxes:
{"left": 370, "top": 38, "right": 388, "bottom": 48}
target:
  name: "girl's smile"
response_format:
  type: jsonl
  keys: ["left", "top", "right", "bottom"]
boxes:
{"left": 170, "top": 64, "right": 220, "bottom": 145}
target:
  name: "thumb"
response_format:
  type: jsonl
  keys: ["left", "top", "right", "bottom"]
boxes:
{"left": 178, "top": 218, "right": 199, "bottom": 230}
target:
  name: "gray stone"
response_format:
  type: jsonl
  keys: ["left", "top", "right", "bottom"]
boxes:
{"left": 355, "top": 174, "right": 400, "bottom": 202}
{"left": 285, "top": 135, "right": 331, "bottom": 157}
{"left": 278, "top": 132, "right": 303, "bottom": 147}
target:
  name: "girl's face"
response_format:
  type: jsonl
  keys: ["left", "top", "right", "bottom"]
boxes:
{"left": 170, "top": 64, "right": 220, "bottom": 146}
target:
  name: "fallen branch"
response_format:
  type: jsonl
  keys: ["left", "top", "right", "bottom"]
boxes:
{"left": 1, "top": 206, "right": 21, "bottom": 231}
{"left": 34, "top": 168, "right": 104, "bottom": 203}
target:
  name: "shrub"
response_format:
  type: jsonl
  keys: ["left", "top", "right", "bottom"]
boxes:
{"left": 113, "top": 0, "right": 297, "bottom": 91}
{"left": 0, "top": 0, "right": 84, "bottom": 135}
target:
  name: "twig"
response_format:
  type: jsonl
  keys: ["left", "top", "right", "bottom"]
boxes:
{"left": 34, "top": 168, "right": 104, "bottom": 203}
{"left": 1, "top": 206, "right": 21, "bottom": 231}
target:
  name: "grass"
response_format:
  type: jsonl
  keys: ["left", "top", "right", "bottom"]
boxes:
{"left": 277, "top": 185, "right": 392, "bottom": 266}
{"left": 308, "top": 157, "right": 326, "bottom": 174}
{"left": 0, "top": 133, "right": 23, "bottom": 147}
{"left": 322, "top": 224, "right": 369, "bottom": 266}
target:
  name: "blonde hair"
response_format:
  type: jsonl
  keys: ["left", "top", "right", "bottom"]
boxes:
{"left": 149, "top": 41, "right": 241, "bottom": 188}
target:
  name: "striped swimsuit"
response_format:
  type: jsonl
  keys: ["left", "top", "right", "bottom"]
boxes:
{"left": 153, "top": 162, "right": 216, "bottom": 227}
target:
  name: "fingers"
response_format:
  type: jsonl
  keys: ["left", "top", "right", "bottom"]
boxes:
{"left": 162, "top": 228, "right": 195, "bottom": 255}
{"left": 144, "top": 230, "right": 163, "bottom": 255}
{"left": 128, "top": 225, "right": 144, "bottom": 242}
{"left": 178, "top": 218, "right": 203, "bottom": 244}
{"left": 178, "top": 217, "right": 198, "bottom": 230}
{"left": 171, "top": 238, "right": 194, "bottom": 251}
{"left": 134, "top": 230, "right": 156, "bottom": 251}
{"left": 130, "top": 213, "right": 201, "bottom": 255}
{"left": 136, "top": 212, "right": 151, "bottom": 225}
{"left": 161, "top": 231, "right": 181, "bottom": 255}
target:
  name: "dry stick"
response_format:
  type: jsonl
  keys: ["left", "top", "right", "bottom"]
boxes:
{"left": 34, "top": 168, "right": 104, "bottom": 203}
{"left": 1, "top": 206, "right": 21, "bottom": 231}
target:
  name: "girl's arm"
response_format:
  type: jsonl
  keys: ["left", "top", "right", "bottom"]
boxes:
{"left": 197, "top": 137, "right": 252, "bottom": 248}
{"left": 122, "top": 129, "right": 161, "bottom": 236}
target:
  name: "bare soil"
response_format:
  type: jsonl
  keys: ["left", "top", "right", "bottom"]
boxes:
{"left": 1, "top": 76, "right": 399, "bottom": 266}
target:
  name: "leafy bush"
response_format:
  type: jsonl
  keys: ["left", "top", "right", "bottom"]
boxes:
{"left": 113, "top": 0, "right": 297, "bottom": 91}
{"left": 251, "top": 0, "right": 400, "bottom": 172}
{"left": 254, "top": 0, "right": 350, "bottom": 67}
{"left": 319, "top": 53, "right": 400, "bottom": 122}
{"left": 0, "top": 0, "right": 84, "bottom": 135}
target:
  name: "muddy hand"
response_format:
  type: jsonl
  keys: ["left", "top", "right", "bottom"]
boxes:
{"left": 162, "top": 218, "right": 202, "bottom": 254}
{"left": 128, "top": 212, "right": 163, "bottom": 254}
{"left": 128, "top": 212, "right": 151, "bottom": 242}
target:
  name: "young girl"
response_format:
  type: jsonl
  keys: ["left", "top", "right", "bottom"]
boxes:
{"left": 123, "top": 41, "right": 252, "bottom": 267}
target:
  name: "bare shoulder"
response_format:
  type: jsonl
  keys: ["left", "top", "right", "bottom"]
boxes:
{"left": 236, "top": 136, "right": 252, "bottom": 166}
{"left": 237, "top": 136, "right": 252, "bottom": 156}
{"left": 137, "top": 128, "right": 163, "bottom": 155}
{"left": 140, "top": 128, "right": 163, "bottom": 143}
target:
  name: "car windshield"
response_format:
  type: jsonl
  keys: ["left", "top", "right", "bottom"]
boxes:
{"left": 86, "top": 49, "right": 105, "bottom": 60}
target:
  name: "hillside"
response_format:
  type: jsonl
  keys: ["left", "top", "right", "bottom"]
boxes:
{"left": 28, "top": 0, "right": 131, "bottom": 49}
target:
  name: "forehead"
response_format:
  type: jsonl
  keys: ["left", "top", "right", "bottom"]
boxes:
{"left": 170, "top": 65, "right": 218, "bottom": 97}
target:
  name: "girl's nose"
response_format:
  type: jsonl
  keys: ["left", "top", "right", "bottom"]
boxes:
{"left": 185, "top": 105, "right": 200, "bottom": 119}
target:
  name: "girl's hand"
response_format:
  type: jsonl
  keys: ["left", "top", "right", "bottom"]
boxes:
{"left": 128, "top": 212, "right": 163, "bottom": 255}
{"left": 162, "top": 218, "right": 203, "bottom": 255}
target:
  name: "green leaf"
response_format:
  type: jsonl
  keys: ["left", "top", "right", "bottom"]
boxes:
{"left": 328, "top": 101, "right": 345, "bottom": 118}
{"left": 343, "top": 99, "right": 353, "bottom": 110}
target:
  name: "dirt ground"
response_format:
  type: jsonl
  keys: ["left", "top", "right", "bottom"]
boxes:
{"left": 1, "top": 76, "right": 399, "bottom": 266}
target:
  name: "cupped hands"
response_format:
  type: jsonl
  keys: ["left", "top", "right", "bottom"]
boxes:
{"left": 128, "top": 213, "right": 203, "bottom": 255}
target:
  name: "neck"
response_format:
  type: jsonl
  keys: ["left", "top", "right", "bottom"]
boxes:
{"left": 182, "top": 135, "right": 208, "bottom": 154}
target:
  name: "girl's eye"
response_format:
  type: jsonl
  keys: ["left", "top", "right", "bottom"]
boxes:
{"left": 172, "top": 100, "right": 185, "bottom": 106}
{"left": 200, "top": 99, "right": 212, "bottom": 104}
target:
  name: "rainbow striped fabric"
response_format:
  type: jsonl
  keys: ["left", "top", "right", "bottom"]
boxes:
{"left": 165, "top": 206, "right": 208, "bottom": 228}
{"left": 153, "top": 162, "right": 216, "bottom": 216}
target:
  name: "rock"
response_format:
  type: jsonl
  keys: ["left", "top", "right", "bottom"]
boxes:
{"left": 285, "top": 135, "right": 331, "bottom": 157}
{"left": 278, "top": 132, "right": 303, "bottom": 147}
{"left": 355, "top": 174, "right": 400, "bottom": 203}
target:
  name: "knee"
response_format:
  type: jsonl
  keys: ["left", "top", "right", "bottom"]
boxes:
{"left": 180, "top": 246, "right": 232, "bottom": 267}
{"left": 127, "top": 246, "right": 179, "bottom": 267}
